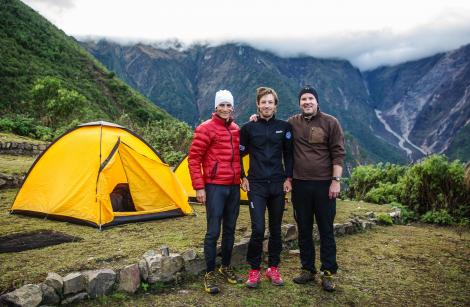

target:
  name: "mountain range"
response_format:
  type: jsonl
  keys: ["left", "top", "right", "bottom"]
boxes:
{"left": 83, "top": 40, "right": 470, "bottom": 162}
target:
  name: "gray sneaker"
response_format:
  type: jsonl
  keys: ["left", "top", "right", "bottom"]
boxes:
{"left": 321, "top": 270, "right": 336, "bottom": 292}
{"left": 293, "top": 269, "right": 316, "bottom": 284}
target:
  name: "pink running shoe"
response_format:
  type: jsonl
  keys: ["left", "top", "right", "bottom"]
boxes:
{"left": 266, "top": 266, "right": 284, "bottom": 286}
{"left": 246, "top": 269, "right": 261, "bottom": 288}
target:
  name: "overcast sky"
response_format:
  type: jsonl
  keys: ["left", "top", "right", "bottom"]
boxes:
{"left": 22, "top": 0, "right": 470, "bottom": 70}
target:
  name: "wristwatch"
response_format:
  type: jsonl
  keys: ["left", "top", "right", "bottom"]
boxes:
{"left": 332, "top": 176, "right": 341, "bottom": 182}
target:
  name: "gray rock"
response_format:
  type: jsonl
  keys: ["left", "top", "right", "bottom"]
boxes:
{"left": 262, "top": 239, "right": 269, "bottom": 253}
{"left": 39, "top": 144, "right": 47, "bottom": 151}
{"left": 390, "top": 209, "right": 402, "bottom": 223}
{"left": 230, "top": 240, "right": 249, "bottom": 266}
{"left": 63, "top": 272, "right": 86, "bottom": 295}
{"left": 138, "top": 258, "right": 149, "bottom": 282}
{"left": 281, "top": 224, "right": 298, "bottom": 242}
{"left": 344, "top": 222, "right": 355, "bottom": 235}
{"left": 117, "top": 264, "right": 141, "bottom": 294}
{"left": 39, "top": 283, "right": 60, "bottom": 305}
{"left": 143, "top": 250, "right": 157, "bottom": 258}
{"left": 0, "top": 284, "right": 42, "bottom": 307}
{"left": 289, "top": 249, "right": 300, "bottom": 255}
{"left": 184, "top": 257, "right": 206, "bottom": 276}
{"left": 160, "top": 245, "right": 170, "bottom": 256}
{"left": 84, "top": 269, "right": 116, "bottom": 298}
{"left": 44, "top": 272, "right": 63, "bottom": 295}
{"left": 146, "top": 253, "right": 184, "bottom": 283}
{"left": 181, "top": 249, "right": 197, "bottom": 261}
{"left": 334, "top": 223, "right": 346, "bottom": 236}
{"left": 60, "top": 292, "right": 88, "bottom": 305}
{"left": 366, "top": 211, "right": 376, "bottom": 218}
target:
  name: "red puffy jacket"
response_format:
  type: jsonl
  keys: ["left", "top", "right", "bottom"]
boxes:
{"left": 188, "top": 113, "right": 241, "bottom": 190}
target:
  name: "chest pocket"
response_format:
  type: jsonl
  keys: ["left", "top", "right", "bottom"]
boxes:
{"left": 309, "top": 127, "right": 326, "bottom": 144}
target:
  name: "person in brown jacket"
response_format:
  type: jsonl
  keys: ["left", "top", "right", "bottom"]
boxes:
{"left": 289, "top": 86, "right": 345, "bottom": 292}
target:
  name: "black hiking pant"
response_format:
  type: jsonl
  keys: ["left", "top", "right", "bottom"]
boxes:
{"left": 292, "top": 179, "right": 338, "bottom": 274}
{"left": 246, "top": 181, "right": 285, "bottom": 269}
{"left": 204, "top": 184, "right": 240, "bottom": 272}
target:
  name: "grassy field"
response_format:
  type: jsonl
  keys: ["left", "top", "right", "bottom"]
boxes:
{"left": 0, "top": 155, "right": 36, "bottom": 175}
{"left": 0, "top": 187, "right": 393, "bottom": 294}
{"left": 0, "top": 132, "right": 48, "bottom": 145}
{"left": 81, "top": 225, "right": 469, "bottom": 307}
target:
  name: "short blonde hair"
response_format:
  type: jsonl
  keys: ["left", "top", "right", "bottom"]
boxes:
{"left": 256, "top": 87, "right": 279, "bottom": 105}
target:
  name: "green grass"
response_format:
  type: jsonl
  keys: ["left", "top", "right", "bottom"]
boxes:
{"left": 82, "top": 225, "right": 469, "bottom": 307}
{"left": 0, "top": 155, "right": 36, "bottom": 175}
{"left": 0, "top": 132, "right": 48, "bottom": 144}
{"left": 0, "top": 187, "right": 392, "bottom": 293}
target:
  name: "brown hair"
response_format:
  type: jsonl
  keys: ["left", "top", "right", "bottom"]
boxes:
{"left": 256, "top": 87, "right": 279, "bottom": 105}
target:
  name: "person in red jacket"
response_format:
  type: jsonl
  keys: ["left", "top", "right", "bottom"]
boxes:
{"left": 188, "top": 89, "right": 242, "bottom": 294}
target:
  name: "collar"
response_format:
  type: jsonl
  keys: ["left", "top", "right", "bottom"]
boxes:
{"left": 212, "top": 113, "right": 234, "bottom": 126}
{"left": 302, "top": 107, "right": 321, "bottom": 121}
{"left": 258, "top": 113, "right": 276, "bottom": 123}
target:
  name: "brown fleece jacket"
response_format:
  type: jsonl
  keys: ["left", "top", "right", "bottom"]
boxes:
{"left": 288, "top": 110, "right": 345, "bottom": 180}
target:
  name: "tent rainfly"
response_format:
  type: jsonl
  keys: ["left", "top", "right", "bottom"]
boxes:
{"left": 174, "top": 154, "right": 249, "bottom": 201}
{"left": 10, "top": 121, "right": 192, "bottom": 228}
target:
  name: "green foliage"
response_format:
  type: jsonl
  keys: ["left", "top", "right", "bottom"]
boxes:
{"left": 364, "top": 182, "right": 402, "bottom": 204}
{"left": 421, "top": 210, "right": 455, "bottom": 225}
{"left": 346, "top": 155, "right": 470, "bottom": 224}
{"left": 118, "top": 114, "right": 193, "bottom": 166}
{"left": 140, "top": 282, "right": 149, "bottom": 292}
{"left": 400, "top": 155, "right": 469, "bottom": 218}
{"left": 376, "top": 213, "right": 393, "bottom": 225}
{"left": 347, "top": 163, "right": 406, "bottom": 200}
{"left": 30, "top": 76, "right": 87, "bottom": 128}
{"left": 390, "top": 202, "right": 417, "bottom": 223}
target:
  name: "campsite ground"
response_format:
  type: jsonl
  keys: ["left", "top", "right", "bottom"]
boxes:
{"left": 0, "top": 134, "right": 469, "bottom": 306}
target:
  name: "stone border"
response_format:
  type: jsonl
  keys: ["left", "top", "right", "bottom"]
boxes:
{"left": 0, "top": 173, "right": 24, "bottom": 189}
{"left": 0, "top": 208, "right": 402, "bottom": 306}
{"left": 0, "top": 141, "right": 48, "bottom": 156}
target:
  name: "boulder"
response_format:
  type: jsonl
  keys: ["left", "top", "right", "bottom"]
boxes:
{"left": 60, "top": 292, "right": 88, "bottom": 305}
{"left": 334, "top": 223, "right": 346, "bottom": 236}
{"left": 138, "top": 258, "right": 149, "bottom": 282}
{"left": 281, "top": 224, "right": 298, "bottom": 242}
{"left": 344, "top": 222, "right": 355, "bottom": 235}
{"left": 0, "top": 284, "right": 42, "bottom": 307}
{"left": 184, "top": 257, "right": 206, "bottom": 276}
{"left": 181, "top": 249, "right": 197, "bottom": 262}
{"left": 230, "top": 240, "right": 249, "bottom": 265}
{"left": 160, "top": 245, "right": 170, "bottom": 256}
{"left": 44, "top": 272, "right": 63, "bottom": 295}
{"left": 117, "top": 264, "right": 141, "bottom": 294}
{"left": 63, "top": 272, "right": 86, "bottom": 295}
{"left": 146, "top": 253, "right": 184, "bottom": 283}
{"left": 84, "top": 269, "right": 116, "bottom": 298}
{"left": 39, "top": 283, "right": 60, "bottom": 305}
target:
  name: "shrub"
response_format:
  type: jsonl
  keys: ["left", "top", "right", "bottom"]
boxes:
{"left": 390, "top": 202, "right": 417, "bottom": 223}
{"left": 376, "top": 213, "right": 393, "bottom": 226}
{"left": 364, "top": 182, "right": 402, "bottom": 204}
{"left": 347, "top": 163, "right": 406, "bottom": 200}
{"left": 399, "top": 155, "right": 469, "bottom": 218}
{"left": 421, "top": 210, "right": 455, "bottom": 225}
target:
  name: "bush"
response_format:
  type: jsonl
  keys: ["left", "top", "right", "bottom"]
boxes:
{"left": 421, "top": 210, "right": 455, "bottom": 225}
{"left": 364, "top": 182, "right": 402, "bottom": 204}
{"left": 347, "top": 163, "right": 406, "bottom": 200}
{"left": 390, "top": 202, "right": 417, "bottom": 223}
{"left": 376, "top": 213, "right": 393, "bottom": 226}
{"left": 399, "top": 155, "right": 469, "bottom": 218}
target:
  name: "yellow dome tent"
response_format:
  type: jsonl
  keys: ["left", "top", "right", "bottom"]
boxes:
{"left": 174, "top": 155, "right": 249, "bottom": 201}
{"left": 10, "top": 121, "right": 193, "bottom": 228}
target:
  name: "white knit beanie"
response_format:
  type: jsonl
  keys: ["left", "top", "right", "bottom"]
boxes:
{"left": 214, "top": 90, "right": 234, "bottom": 108}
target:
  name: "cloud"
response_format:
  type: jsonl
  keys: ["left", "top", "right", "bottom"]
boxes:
{"left": 238, "top": 17, "right": 470, "bottom": 70}
{"left": 23, "top": 0, "right": 75, "bottom": 10}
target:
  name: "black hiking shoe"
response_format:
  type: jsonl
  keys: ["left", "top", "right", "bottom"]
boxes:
{"left": 219, "top": 266, "right": 243, "bottom": 284}
{"left": 321, "top": 270, "right": 336, "bottom": 292}
{"left": 293, "top": 269, "right": 316, "bottom": 284}
{"left": 204, "top": 271, "right": 220, "bottom": 294}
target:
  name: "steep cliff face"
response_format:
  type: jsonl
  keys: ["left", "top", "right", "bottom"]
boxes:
{"left": 365, "top": 44, "right": 470, "bottom": 159}
{"left": 84, "top": 40, "right": 470, "bottom": 163}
